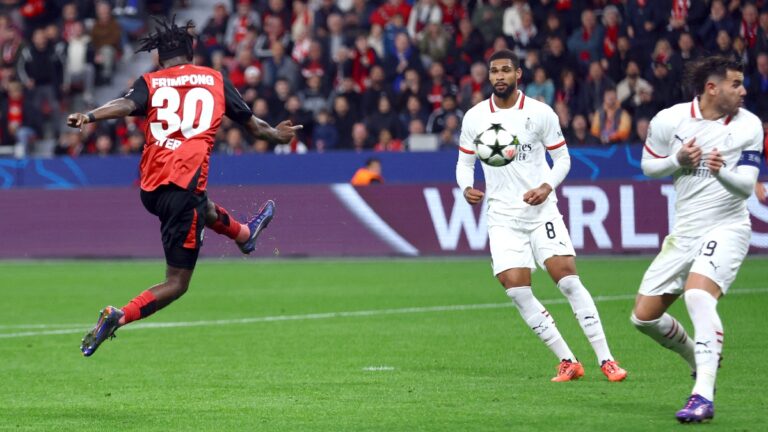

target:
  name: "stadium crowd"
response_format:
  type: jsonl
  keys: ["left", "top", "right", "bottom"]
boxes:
{"left": 3, "top": 0, "right": 768, "bottom": 157}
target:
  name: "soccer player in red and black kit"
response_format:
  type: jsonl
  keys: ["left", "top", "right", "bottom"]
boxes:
{"left": 68, "top": 18, "right": 301, "bottom": 357}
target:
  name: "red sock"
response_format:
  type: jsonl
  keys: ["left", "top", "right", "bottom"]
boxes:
{"left": 208, "top": 204, "right": 243, "bottom": 240}
{"left": 121, "top": 290, "right": 157, "bottom": 324}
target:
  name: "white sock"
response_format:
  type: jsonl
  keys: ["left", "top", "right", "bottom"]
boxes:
{"left": 631, "top": 313, "right": 697, "bottom": 370}
{"left": 685, "top": 289, "right": 723, "bottom": 401}
{"left": 506, "top": 287, "right": 576, "bottom": 362}
{"left": 557, "top": 275, "right": 613, "bottom": 364}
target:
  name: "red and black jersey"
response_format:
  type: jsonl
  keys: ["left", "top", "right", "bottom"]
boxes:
{"left": 125, "top": 64, "right": 253, "bottom": 193}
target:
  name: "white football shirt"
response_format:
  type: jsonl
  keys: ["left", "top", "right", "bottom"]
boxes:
{"left": 459, "top": 91, "right": 567, "bottom": 227}
{"left": 644, "top": 97, "right": 763, "bottom": 236}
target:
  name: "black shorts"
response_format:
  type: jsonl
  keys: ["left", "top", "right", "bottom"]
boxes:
{"left": 140, "top": 185, "right": 208, "bottom": 269}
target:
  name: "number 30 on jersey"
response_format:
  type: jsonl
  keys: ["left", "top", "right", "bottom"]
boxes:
{"left": 150, "top": 87, "right": 214, "bottom": 147}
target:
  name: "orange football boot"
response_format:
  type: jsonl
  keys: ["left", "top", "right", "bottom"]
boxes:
{"left": 551, "top": 359, "right": 585, "bottom": 382}
{"left": 600, "top": 360, "right": 628, "bottom": 382}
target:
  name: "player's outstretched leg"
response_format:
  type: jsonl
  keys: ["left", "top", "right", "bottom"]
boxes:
{"left": 631, "top": 296, "right": 697, "bottom": 373}
{"left": 237, "top": 200, "right": 275, "bottom": 254}
{"left": 675, "top": 289, "right": 722, "bottom": 423}
{"left": 557, "top": 275, "right": 627, "bottom": 382}
{"left": 80, "top": 267, "right": 191, "bottom": 357}
{"left": 80, "top": 306, "right": 123, "bottom": 357}
{"left": 205, "top": 200, "right": 275, "bottom": 254}
{"left": 505, "top": 286, "right": 583, "bottom": 382}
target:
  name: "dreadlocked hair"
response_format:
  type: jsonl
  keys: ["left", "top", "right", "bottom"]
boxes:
{"left": 135, "top": 15, "right": 195, "bottom": 62}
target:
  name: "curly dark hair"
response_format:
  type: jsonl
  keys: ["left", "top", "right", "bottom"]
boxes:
{"left": 684, "top": 56, "right": 744, "bottom": 96}
{"left": 135, "top": 15, "right": 195, "bottom": 62}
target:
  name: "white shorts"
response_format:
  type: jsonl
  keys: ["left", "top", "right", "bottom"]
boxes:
{"left": 639, "top": 222, "right": 751, "bottom": 296}
{"left": 489, "top": 216, "right": 576, "bottom": 276}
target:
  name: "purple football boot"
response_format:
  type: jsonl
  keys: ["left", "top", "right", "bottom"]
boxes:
{"left": 675, "top": 394, "right": 714, "bottom": 423}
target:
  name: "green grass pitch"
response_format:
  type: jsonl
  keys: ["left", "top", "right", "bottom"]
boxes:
{"left": 1, "top": 257, "right": 766, "bottom": 431}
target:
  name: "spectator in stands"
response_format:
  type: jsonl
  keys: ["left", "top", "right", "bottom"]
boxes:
{"left": 254, "top": 14, "right": 290, "bottom": 60}
{"left": 252, "top": 97, "right": 277, "bottom": 130}
{"left": 567, "top": 113, "right": 600, "bottom": 147}
{"left": 567, "top": 9, "right": 603, "bottom": 67}
{"left": 290, "top": 0, "right": 313, "bottom": 42}
{"left": 755, "top": 10, "right": 768, "bottom": 55}
{"left": 282, "top": 95, "right": 312, "bottom": 144}
{"left": 0, "top": 80, "right": 40, "bottom": 153}
{"left": 121, "top": 130, "right": 144, "bottom": 155}
{"left": 713, "top": 30, "right": 737, "bottom": 59}
{"left": 361, "top": 65, "right": 395, "bottom": 116}
{"left": 625, "top": 0, "right": 667, "bottom": 67}
{"left": 556, "top": 68, "right": 588, "bottom": 118}
{"left": 542, "top": 36, "right": 579, "bottom": 88}
{"left": 424, "top": 62, "right": 456, "bottom": 111}
{"left": 328, "top": 76, "right": 361, "bottom": 114}
{"left": 526, "top": 66, "right": 555, "bottom": 106}
{"left": 633, "top": 85, "right": 657, "bottom": 122}
{"left": 62, "top": 20, "right": 95, "bottom": 107}
{"left": 17, "top": 27, "right": 62, "bottom": 136}
{"left": 453, "top": 16, "right": 485, "bottom": 68}
{"left": 373, "top": 128, "right": 403, "bottom": 152}
{"left": 322, "top": 12, "right": 349, "bottom": 66}
{"left": 240, "top": 65, "right": 268, "bottom": 105}
{"left": 471, "top": 0, "right": 504, "bottom": 44}
{"left": 229, "top": 48, "right": 261, "bottom": 90}
{"left": 426, "top": 93, "right": 462, "bottom": 134}
{"left": 331, "top": 95, "right": 357, "bottom": 150}
{"left": 601, "top": 5, "right": 623, "bottom": 64}
{"left": 417, "top": 21, "right": 451, "bottom": 66}
{"left": 53, "top": 129, "right": 84, "bottom": 156}
{"left": 698, "top": 1, "right": 735, "bottom": 53}
{"left": 583, "top": 61, "right": 615, "bottom": 115}
{"left": 0, "top": 17, "right": 23, "bottom": 69}
{"left": 313, "top": 0, "right": 342, "bottom": 38}
{"left": 350, "top": 122, "right": 371, "bottom": 152}
{"left": 649, "top": 59, "right": 682, "bottom": 109}
{"left": 617, "top": 61, "right": 652, "bottom": 110}
{"left": 739, "top": 2, "right": 759, "bottom": 52}
{"left": 606, "top": 35, "right": 634, "bottom": 84}
{"left": 554, "top": 100, "right": 571, "bottom": 138}
{"left": 226, "top": 0, "right": 261, "bottom": 53}
{"left": 399, "top": 94, "right": 429, "bottom": 134}
{"left": 350, "top": 157, "right": 383, "bottom": 185}
{"left": 93, "top": 133, "right": 114, "bottom": 156}
{"left": 632, "top": 117, "right": 651, "bottom": 144}
{"left": 395, "top": 67, "right": 427, "bottom": 111}
{"left": 672, "top": 32, "right": 701, "bottom": 74}
{"left": 384, "top": 31, "right": 424, "bottom": 87}
{"left": 200, "top": 2, "right": 229, "bottom": 55}
{"left": 301, "top": 39, "right": 334, "bottom": 91}
{"left": 347, "top": 34, "right": 378, "bottom": 92}
{"left": 458, "top": 62, "right": 491, "bottom": 112}
{"left": 539, "top": 12, "right": 566, "bottom": 43}
{"left": 343, "top": 0, "right": 375, "bottom": 37}
{"left": 262, "top": 40, "right": 299, "bottom": 89}
{"left": 591, "top": 88, "right": 632, "bottom": 145}
{"left": 312, "top": 109, "right": 338, "bottom": 152}
{"left": 403, "top": 118, "right": 427, "bottom": 150}
{"left": 299, "top": 74, "right": 327, "bottom": 117}
{"left": 437, "top": 113, "right": 460, "bottom": 151}
{"left": 367, "top": 94, "right": 404, "bottom": 140}
{"left": 508, "top": 8, "right": 540, "bottom": 59}
{"left": 60, "top": 2, "right": 81, "bottom": 43}
{"left": 407, "top": 0, "right": 441, "bottom": 42}
{"left": 748, "top": 52, "right": 768, "bottom": 120}
{"left": 90, "top": 1, "right": 122, "bottom": 85}
{"left": 220, "top": 127, "right": 247, "bottom": 155}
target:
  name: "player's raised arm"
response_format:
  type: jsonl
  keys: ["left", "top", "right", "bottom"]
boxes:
{"left": 222, "top": 75, "right": 302, "bottom": 144}
{"left": 66, "top": 98, "right": 138, "bottom": 129}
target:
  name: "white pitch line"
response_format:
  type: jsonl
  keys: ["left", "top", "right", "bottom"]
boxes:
{"left": 1, "top": 288, "right": 767, "bottom": 339}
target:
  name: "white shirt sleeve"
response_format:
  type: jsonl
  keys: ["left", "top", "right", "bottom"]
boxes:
{"left": 641, "top": 110, "right": 681, "bottom": 178}
{"left": 716, "top": 118, "right": 765, "bottom": 199}
{"left": 544, "top": 145, "right": 571, "bottom": 189}
{"left": 541, "top": 106, "right": 566, "bottom": 150}
{"left": 457, "top": 110, "right": 478, "bottom": 190}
